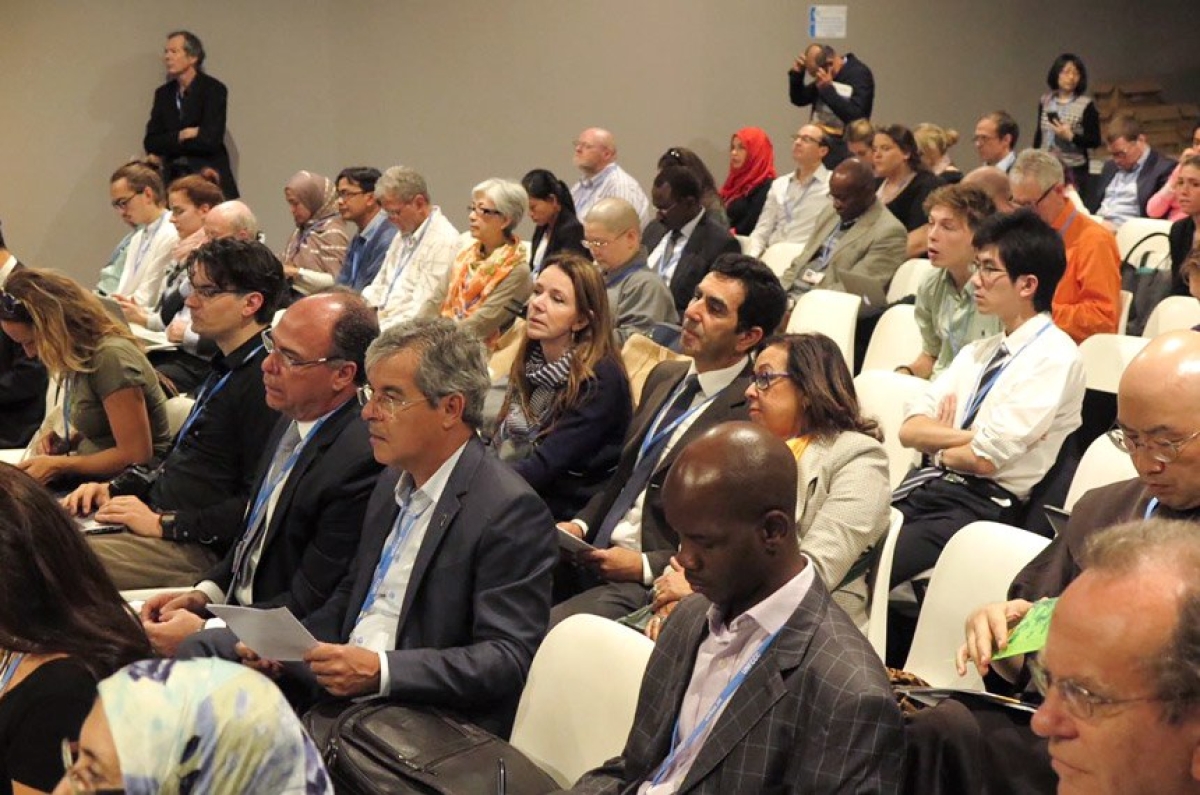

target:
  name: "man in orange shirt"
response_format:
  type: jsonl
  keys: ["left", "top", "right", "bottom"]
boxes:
{"left": 1010, "top": 149, "right": 1120, "bottom": 343}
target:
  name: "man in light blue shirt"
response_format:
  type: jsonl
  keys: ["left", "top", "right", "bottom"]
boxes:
{"left": 1092, "top": 113, "right": 1176, "bottom": 230}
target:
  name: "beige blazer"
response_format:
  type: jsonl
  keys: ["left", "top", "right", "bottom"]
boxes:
{"left": 780, "top": 199, "right": 907, "bottom": 300}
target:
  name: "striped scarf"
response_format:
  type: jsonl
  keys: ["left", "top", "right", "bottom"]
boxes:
{"left": 503, "top": 344, "right": 573, "bottom": 444}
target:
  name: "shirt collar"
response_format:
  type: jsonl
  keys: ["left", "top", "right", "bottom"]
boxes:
{"left": 996, "top": 151, "right": 1016, "bottom": 172}
{"left": 581, "top": 162, "right": 618, "bottom": 187}
{"left": 212, "top": 330, "right": 268, "bottom": 375}
{"left": 404, "top": 208, "right": 437, "bottom": 244}
{"left": 688, "top": 355, "right": 749, "bottom": 398}
{"left": 676, "top": 207, "right": 705, "bottom": 239}
{"left": 296, "top": 398, "right": 352, "bottom": 442}
{"left": 358, "top": 207, "right": 387, "bottom": 240}
{"left": 790, "top": 165, "right": 829, "bottom": 187}
{"left": 705, "top": 558, "right": 816, "bottom": 637}
{"left": 393, "top": 439, "right": 469, "bottom": 511}
{"left": 1002, "top": 311, "right": 1053, "bottom": 346}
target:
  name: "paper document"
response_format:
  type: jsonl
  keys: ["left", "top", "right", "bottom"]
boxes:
{"left": 993, "top": 598, "right": 1058, "bottom": 660}
{"left": 208, "top": 605, "right": 319, "bottom": 661}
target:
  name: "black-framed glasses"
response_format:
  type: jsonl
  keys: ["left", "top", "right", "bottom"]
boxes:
{"left": 0, "top": 291, "right": 31, "bottom": 322}
{"left": 110, "top": 194, "right": 138, "bottom": 210}
{"left": 1013, "top": 183, "right": 1057, "bottom": 210}
{"left": 357, "top": 384, "right": 422, "bottom": 418}
{"left": 261, "top": 329, "right": 343, "bottom": 370}
{"left": 337, "top": 189, "right": 367, "bottom": 201}
{"left": 750, "top": 371, "right": 792, "bottom": 391}
{"left": 791, "top": 134, "right": 822, "bottom": 145}
{"left": 188, "top": 282, "right": 243, "bottom": 301}
{"left": 969, "top": 260, "right": 1010, "bottom": 283}
{"left": 1108, "top": 425, "right": 1200, "bottom": 464}
{"left": 61, "top": 738, "right": 125, "bottom": 794}
{"left": 1028, "top": 655, "right": 1163, "bottom": 720}
{"left": 468, "top": 204, "right": 505, "bottom": 219}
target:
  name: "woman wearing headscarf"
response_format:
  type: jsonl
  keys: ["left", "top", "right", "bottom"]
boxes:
{"left": 56, "top": 658, "right": 332, "bottom": 795}
{"left": 281, "top": 171, "right": 351, "bottom": 296}
{"left": 720, "top": 127, "right": 777, "bottom": 236}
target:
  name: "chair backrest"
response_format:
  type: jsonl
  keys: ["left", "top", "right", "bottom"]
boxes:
{"left": 735, "top": 234, "right": 753, "bottom": 255}
{"left": 861, "top": 304, "right": 922, "bottom": 372}
{"left": 760, "top": 242, "right": 806, "bottom": 279}
{"left": 621, "top": 333, "right": 691, "bottom": 407}
{"left": 1117, "top": 289, "right": 1133, "bottom": 335}
{"left": 853, "top": 370, "right": 927, "bottom": 488}
{"left": 510, "top": 615, "right": 655, "bottom": 787}
{"left": 1064, "top": 433, "right": 1138, "bottom": 510}
{"left": 1142, "top": 296, "right": 1200, "bottom": 338}
{"left": 866, "top": 508, "right": 904, "bottom": 659}
{"left": 164, "top": 395, "right": 196, "bottom": 439}
{"left": 1116, "top": 217, "right": 1173, "bottom": 263}
{"left": 885, "top": 258, "right": 933, "bottom": 304}
{"left": 786, "top": 290, "right": 861, "bottom": 370}
{"left": 1078, "top": 333, "right": 1150, "bottom": 393}
{"left": 904, "top": 522, "right": 1050, "bottom": 689}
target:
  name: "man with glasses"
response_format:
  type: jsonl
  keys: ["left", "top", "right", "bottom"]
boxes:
{"left": 570, "top": 127, "right": 650, "bottom": 223}
{"left": 1090, "top": 113, "right": 1177, "bottom": 230}
{"left": 583, "top": 198, "right": 677, "bottom": 343}
{"left": 890, "top": 210, "right": 1085, "bottom": 598}
{"left": 139, "top": 290, "right": 382, "bottom": 659}
{"left": 974, "top": 111, "right": 1020, "bottom": 173}
{"left": 746, "top": 124, "right": 832, "bottom": 257}
{"left": 333, "top": 167, "right": 396, "bottom": 291}
{"left": 1011, "top": 149, "right": 1120, "bottom": 343}
{"left": 64, "top": 239, "right": 285, "bottom": 590}
{"left": 235, "top": 318, "right": 556, "bottom": 737}
{"left": 361, "top": 166, "right": 460, "bottom": 330}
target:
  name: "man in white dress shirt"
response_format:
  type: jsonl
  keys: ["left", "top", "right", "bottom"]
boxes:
{"left": 571, "top": 127, "right": 651, "bottom": 223}
{"left": 746, "top": 124, "right": 832, "bottom": 257}
{"left": 109, "top": 159, "right": 179, "bottom": 308}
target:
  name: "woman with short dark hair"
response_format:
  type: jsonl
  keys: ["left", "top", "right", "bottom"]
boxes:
{"left": 1033, "top": 53, "right": 1102, "bottom": 195}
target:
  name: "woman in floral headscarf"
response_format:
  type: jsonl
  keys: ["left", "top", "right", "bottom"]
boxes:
{"left": 281, "top": 170, "right": 351, "bottom": 296}
{"left": 439, "top": 178, "right": 532, "bottom": 348}
{"left": 720, "top": 127, "right": 777, "bottom": 236}
{"left": 56, "top": 658, "right": 332, "bottom": 795}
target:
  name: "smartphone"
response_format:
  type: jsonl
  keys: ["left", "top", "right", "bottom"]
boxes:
{"left": 1046, "top": 112, "right": 1061, "bottom": 125}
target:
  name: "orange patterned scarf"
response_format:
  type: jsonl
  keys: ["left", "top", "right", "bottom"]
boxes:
{"left": 441, "top": 238, "right": 524, "bottom": 322}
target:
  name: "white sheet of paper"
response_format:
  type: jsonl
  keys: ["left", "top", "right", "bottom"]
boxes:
{"left": 0, "top": 448, "right": 25, "bottom": 465}
{"left": 831, "top": 80, "right": 853, "bottom": 98}
{"left": 207, "top": 604, "right": 319, "bottom": 661}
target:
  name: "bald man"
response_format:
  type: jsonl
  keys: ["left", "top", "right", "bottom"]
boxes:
{"left": 203, "top": 199, "right": 259, "bottom": 241}
{"left": 569, "top": 423, "right": 904, "bottom": 794}
{"left": 963, "top": 166, "right": 1017, "bottom": 214}
{"left": 570, "top": 127, "right": 650, "bottom": 223}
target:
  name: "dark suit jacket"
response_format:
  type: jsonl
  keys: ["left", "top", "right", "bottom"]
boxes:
{"left": 1088, "top": 148, "right": 1176, "bottom": 217}
{"left": 568, "top": 582, "right": 905, "bottom": 794}
{"left": 1169, "top": 215, "right": 1196, "bottom": 296}
{"left": 302, "top": 436, "right": 557, "bottom": 737}
{"left": 202, "top": 397, "right": 382, "bottom": 618}
{"left": 143, "top": 71, "right": 239, "bottom": 198}
{"left": 531, "top": 213, "right": 588, "bottom": 274}
{"left": 643, "top": 213, "right": 741, "bottom": 313}
{"left": 788, "top": 53, "right": 875, "bottom": 124}
{"left": 577, "top": 359, "right": 751, "bottom": 576}
{"left": 0, "top": 261, "right": 48, "bottom": 448}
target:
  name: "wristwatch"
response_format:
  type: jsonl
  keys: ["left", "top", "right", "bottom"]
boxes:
{"left": 159, "top": 512, "right": 178, "bottom": 539}
{"left": 932, "top": 450, "right": 945, "bottom": 469}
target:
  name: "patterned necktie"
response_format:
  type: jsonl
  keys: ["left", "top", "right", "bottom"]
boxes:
{"left": 658, "top": 230, "right": 684, "bottom": 278}
{"left": 960, "top": 343, "right": 1009, "bottom": 429}
{"left": 230, "top": 422, "right": 302, "bottom": 596}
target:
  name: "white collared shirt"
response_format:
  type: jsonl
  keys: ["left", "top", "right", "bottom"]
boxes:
{"left": 361, "top": 208, "right": 460, "bottom": 329}
{"left": 571, "top": 163, "right": 651, "bottom": 223}
{"left": 747, "top": 167, "right": 832, "bottom": 257}
{"left": 648, "top": 209, "right": 706, "bottom": 282}
{"left": 115, "top": 210, "right": 179, "bottom": 307}
{"left": 1097, "top": 148, "right": 1151, "bottom": 228}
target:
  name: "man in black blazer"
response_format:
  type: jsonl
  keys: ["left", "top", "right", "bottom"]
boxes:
{"left": 146, "top": 291, "right": 383, "bottom": 656}
{"left": 643, "top": 166, "right": 742, "bottom": 314}
{"left": 143, "top": 31, "right": 239, "bottom": 197}
{"left": 567, "top": 424, "right": 904, "bottom": 794}
{"left": 238, "top": 318, "right": 557, "bottom": 738}
{"left": 0, "top": 226, "right": 47, "bottom": 448}
{"left": 1089, "top": 114, "right": 1176, "bottom": 228}
{"left": 554, "top": 254, "right": 786, "bottom": 625}
{"left": 788, "top": 43, "right": 875, "bottom": 168}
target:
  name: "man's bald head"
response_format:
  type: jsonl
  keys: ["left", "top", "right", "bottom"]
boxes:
{"left": 1121, "top": 331, "right": 1200, "bottom": 405}
{"left": 574, "top": 128, "right": 618, "bottom": 176}
{"left": 203, "top": 200, "right": 259, "bottom": 241}
{"left": 828, "top": 157, "right": 877, "bottom": 222}
{"left": 586, "top": 198, "right": 641, "bottom": 237}
{"left": 963, "top": 166, "right": 1015, "bottom": 213}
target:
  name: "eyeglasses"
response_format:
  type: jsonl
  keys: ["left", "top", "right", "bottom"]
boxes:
{"left": 1108, "top": 425, "right": 1200, "bottom": 464}
{"left": 61, "top": 739, "right": 125, "bottom": 795}
{"left": 1012, "top": 183, "right": 1057, "bottom": 210}
{"left": 110, "top": 194, "right": 138, "bottom": 210}
{"left": 337, "top": 189, "right": 367, "bottom": 201}
{"left": 0, "top": 291, "right": 31, "bottom": 322}
{"left": 969, "top": 260, "right": 1010, "bottom": 283}
{"left": 357, "top": 384, "right": 423, "bottom": 418}
{"left": 468, "top": 204, "right": 505, "bottom": 219}
{"left": 791, "top": 134, "right": 822, "bottom": 145}
{"left": 188, "top": 282, "right": 244, "bottom": 301}
{"left": 261, "top": 328, "right": 343, "bottom": 369}
{"left": 751, "top": 371, "right": 793, "bottom": 391}
{"left": 582, "top": 232, "right": 630, "bottom": 251}
{"left": 1028, "top": 656, "right": 1163, "bottom": 720}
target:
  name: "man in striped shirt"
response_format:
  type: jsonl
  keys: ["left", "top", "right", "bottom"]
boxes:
{"left": 571, "top": 128, "right": 651, "bottom": 223}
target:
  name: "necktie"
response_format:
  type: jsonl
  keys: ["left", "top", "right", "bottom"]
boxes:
{"left": 230, "top": 422, "right": 302, "bottom": 597}
{"left": 592, "top": 375, "right": 702, "bottom": 549}
{"left": 960, "top": 343, "right": 1009, "bottom": 429}
{"left": 658, "top": 230, "right": 683, "bottom": 279}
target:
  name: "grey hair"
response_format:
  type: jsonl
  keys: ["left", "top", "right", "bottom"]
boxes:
{"left": 1010, "top": 149, "right": 1064, "bottom": 192}
{"left": 473, "top": 178, "right": 528, "bottom": 233}
{"left": 208, "top": 200, "right": 259, "bottom": 239}
{"left": 375, "top": 166, "right": 430, "bottom": 203}
{"left": 364, "top": 317, "right": 490, "bottom": 429}
{"left": 316, "top": 288, "right": 379, "bottom": 386}
{"left": 1082, "top": 518, "right": 1200, "bottom": 724}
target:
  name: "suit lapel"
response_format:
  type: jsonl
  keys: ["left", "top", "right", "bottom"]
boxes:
{"left": 625, "top": 363, "right": 688, "bottom": 460}
{"left": 653, "top": 361, "right": 751, "bottom": 477}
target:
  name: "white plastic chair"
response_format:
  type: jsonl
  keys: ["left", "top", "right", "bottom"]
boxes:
{"left": 1078, "top": 333, "right": 1150, "bottom": 393}
{"left": 1142, "top": 296, "right": 1200, "bottom": 338}
{"left": 735, "top": 234, "right": 753, "bottom": 255}
{"left": 861, "top": 304, "right": 922, "bottom": 372}
{"left": 866, "top": 508, "right": 904, "bottom": 659}
{"left": 1064, "top": 433, "right": 1138, "bottom": 511}
{"left": 786, "top": 290, "right": 861, "bottom": 370}
{"left": 164, "top": 395, "right": 196, "bottom": 439}
{"left": 760, "top": 242, "right": 806, "bottom": 280}
{"left": 885, "top": 258, "right": 933, "bottom": 303}
{"left": 853, "top": 370, "right": 927, "bottom": 489}
{"left": 1116, "top": 217, "right": 1173, "bottom": 264}
{"left": 509, "top": 615, "right": 654, "bottom": 787}
{"left": 904, "top": 522, "right": 1050, "bottom": 690}
{"left": 1117, "top": 289, "right": 1133, "bottom": 336}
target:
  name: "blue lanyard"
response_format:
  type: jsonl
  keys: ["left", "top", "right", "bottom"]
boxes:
{"left": 0, "top": 652, "right": 25, "bottom": 694}
{"left": 1056, "top": 209, "right": 1079, "bottom": 239}
{"left": 356, "top": 497, "right": 431, "bottom": 623}
{"left": 1144, "top": 497, "right": 1159, "bottom": 519}
{"left": 605, "top": 261, "right": 647, "bottom": 290}
{"left": 650, "top": 629, "right": 781, "bottom": 786}
{"left": 242, "top": 416, "right": 328, "bottom": 534}
{"left": 173, "top": 344, "right": 265, "bottom": 446}
{"left": 961, "top": 320, "right": 1054, "bottom": 426}
{"left": 637, "top": 382, "right": 716, "bottom": 464}
{"left": 382, "top": 214, "right": 435, "bottom": 305}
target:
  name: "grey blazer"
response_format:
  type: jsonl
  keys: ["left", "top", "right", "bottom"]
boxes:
{"left": 780, "top": 200, "right": 907, "bottom": 303}
{"left": 566, "top": 582, "right": 905, "bottom": 794}
{"left": 795, "top": 431, "right": 891, "bottom": 631}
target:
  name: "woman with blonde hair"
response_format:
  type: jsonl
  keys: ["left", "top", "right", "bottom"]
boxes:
{"left": 0, "top": 269, "right": 170, "bottom": 485}
{"left": 845, "top": 118, "right": 876, "bottom": 161}
{"left": 495, "top": 253, "right": 632, "bottom": 519}
{"left": 914, "top": 123, "right": 963, "bottom": 184}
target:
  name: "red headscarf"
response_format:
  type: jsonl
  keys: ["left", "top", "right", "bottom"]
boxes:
{"left": 719, "top": 127, "right": 777, "bottom": 205}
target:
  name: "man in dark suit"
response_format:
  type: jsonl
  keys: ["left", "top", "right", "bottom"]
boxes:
{"left": 1090, "top": 113, "right": 1176, "bottom": 229}
{"left": 142, "top": 290, "right": 383, "bottom": 656}
{"left": 238, "top": 318, "right": 557, "bottom": 737}
{"left": 553, "top": 254, "right": 786, "bottom": 625}
{"left": 0, "top": 223, "right": 48, "bottom": 448}
{"left": 643, "top": 166, "right": 741, "bottom": 314}
{"left": 567, "top": 423, "right": 905, "bottom": 793}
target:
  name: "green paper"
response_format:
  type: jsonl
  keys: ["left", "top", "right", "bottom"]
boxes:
{"left": 992, "top": 597, "right": 1058, "bottom": 660}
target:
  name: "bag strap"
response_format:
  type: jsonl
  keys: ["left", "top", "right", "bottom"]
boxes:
{"left": 1121, "top": 231, "right": 1170, "bottom": 270}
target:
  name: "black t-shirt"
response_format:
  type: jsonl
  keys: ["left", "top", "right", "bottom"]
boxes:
{"left": 0, "top": 657, "right": 97, "bottom": 794}
{"left": 884, "top": 170, "right": 943, "bottom": 232}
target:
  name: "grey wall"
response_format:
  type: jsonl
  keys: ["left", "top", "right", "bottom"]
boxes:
{"left": 2, "top": 1, "right": 1196, "bottom": 283}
